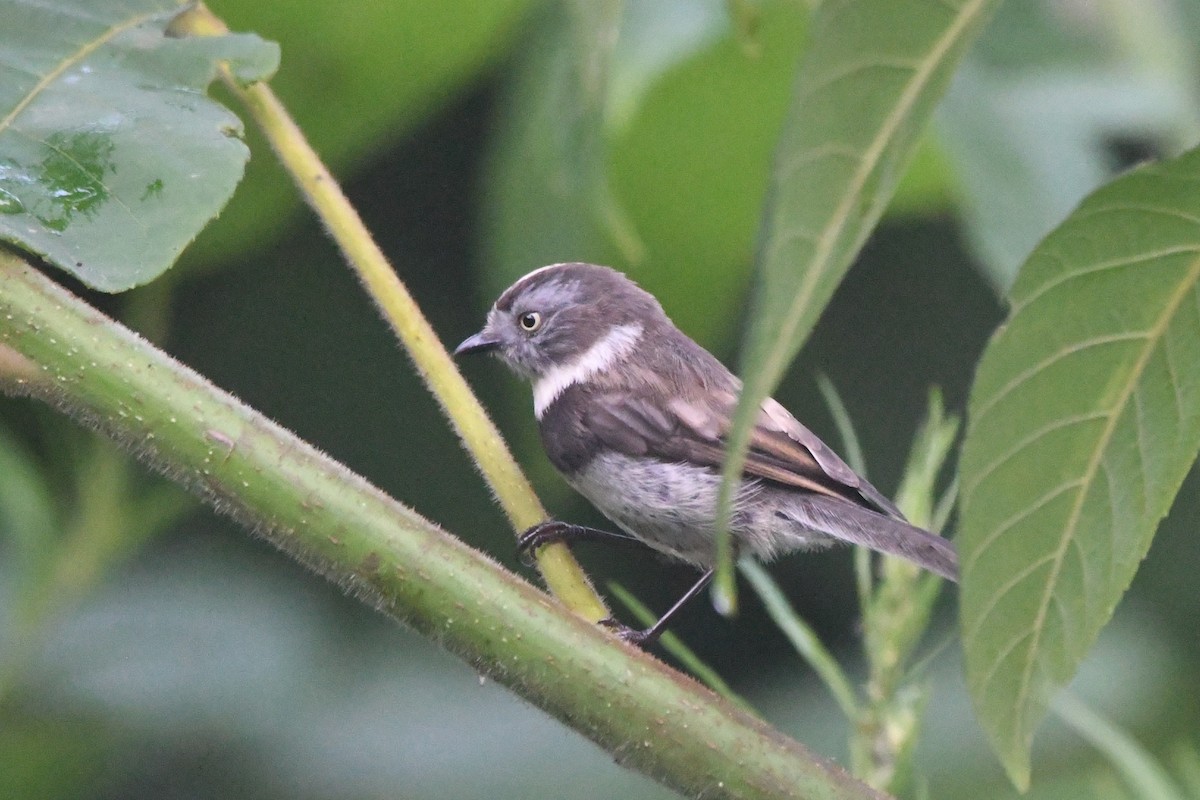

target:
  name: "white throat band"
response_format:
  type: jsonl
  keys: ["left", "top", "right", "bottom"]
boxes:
{"left": 533, "top": 323, "right": 643, "bottom": 418}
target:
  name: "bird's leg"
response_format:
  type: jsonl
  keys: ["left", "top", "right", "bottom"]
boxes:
{"left": 516, "top": 520, "right": 644, "bottom": 566}
{"left": 599, "top": 568, "right": 715, "bottom": 647}
{"left": 517, "top": 521, "right": 716, "bottom": 649}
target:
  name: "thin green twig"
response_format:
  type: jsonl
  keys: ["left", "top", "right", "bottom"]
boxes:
{"left": 1054, "top": 692, "right": 1186, "bottom": 800}
{"left": 169, "top": 2, "right": 608, "bottom": 623}
{"left": 815, "top": 374, "right": 874, "bottom": 609}
{"left": 740, "top": 560, "right": 859, "bottom": 719}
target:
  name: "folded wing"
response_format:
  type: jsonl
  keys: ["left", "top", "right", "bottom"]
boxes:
{"left": 582, "top": 389, "right": 904, "bottom": 520}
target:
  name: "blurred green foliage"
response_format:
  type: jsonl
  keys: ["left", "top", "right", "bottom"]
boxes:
{"left": 1, "top": 1, "right": 1199, "bottom": 798}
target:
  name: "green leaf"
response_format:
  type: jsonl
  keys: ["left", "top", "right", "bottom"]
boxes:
{"left": 609, "top": 0, "right": 809, "bottom": 350}
{"left": 0, "top": 0, "right": 278, "bottom": 292}
{"left": 480, "top": 0, "right": 629, "bottom": 304}
{"left": 958, "top": 146, "right": 1200, "bottom": 789}
{"left": 716, "top": 0, "right": 998, "bottom": 604}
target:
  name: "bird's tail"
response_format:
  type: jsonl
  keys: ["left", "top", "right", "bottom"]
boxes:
{"left": 787, "top": 495, "right": 958, "bottom": 582}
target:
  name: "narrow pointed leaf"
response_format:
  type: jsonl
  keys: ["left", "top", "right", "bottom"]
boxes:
{"left": 0, "top": 0, "right": 278, "bottom": 291}
{"left": 959, "top": 146, "right": 1200, "bottom": 788}
{"left": 716, "top": 0, "right": 998, "bottom": 600}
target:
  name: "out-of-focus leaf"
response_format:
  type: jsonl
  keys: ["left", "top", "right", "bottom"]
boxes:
{"left": 1173, "top": 742, "right": 1200, "bottom": 797}
{"left": 196, "top": 0, "right": 534, "bottom": 266}
{"left": 609, "top": 0, "right": 808, "bottom": 348}
{"left": 958, "top": 146, "right": 1200, "bottom": 789}
{"left": 717, "top": 0, "right": 998, "bottom": 604}
{"left": 0, "top": 0, "right": 279, "bottom": 291}
{"left": 939, "top": 0, "right": 1200, "bottom": 292}
{"left": 480, "top": 1, "right": 629, "bottom": 306}
{"left": 606, "top": 0, "right": 728, "bottom": 133}
{"left": 0, "top": 715, "right": 113, "bottom": 800}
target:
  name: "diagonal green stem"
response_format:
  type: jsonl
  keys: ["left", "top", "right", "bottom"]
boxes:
{"left": 167, "top": 2, "right": 608, "bottom": 623}
{"left": 1054, "top": 692, "right": 1186, "bottom": 800}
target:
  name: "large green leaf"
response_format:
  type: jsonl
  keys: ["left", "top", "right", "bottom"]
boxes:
{"left": 958, "top": 146, "right": 1200, "bottom": 788}
{"left": 716, "top": 0, "right": 998, "bottom": 600}
{"left": 0, "top": 0, "right": 278, "bottom": 291}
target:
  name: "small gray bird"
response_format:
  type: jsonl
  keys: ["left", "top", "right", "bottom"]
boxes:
{"left": 456, "top": 262, "right": 956, "bottom": 644}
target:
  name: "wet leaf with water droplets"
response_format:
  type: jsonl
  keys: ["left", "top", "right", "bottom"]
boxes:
{"left": 0, "top": 0, "right": 278, "bottom": 291}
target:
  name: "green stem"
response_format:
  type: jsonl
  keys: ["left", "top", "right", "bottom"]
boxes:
{"left": 740, "top": 560, "right": 858, "bottom": 720}
{"left": 852, "top": 391, "right": 957, "bottom": 792}
{"left": 168, "top": 3, "right": 608, "bottom": 624}
{"left": 0, "top": 250, "right": 885, "bottom": 800}
{"left": 1054, "top": 692, "right": 1185, "bottom": 800}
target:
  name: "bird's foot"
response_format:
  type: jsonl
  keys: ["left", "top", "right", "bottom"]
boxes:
{"left": 516, "top": 521, "right": 578, "bottom": 566}
{"left": 597, "top": 617, "right": 653, "bottom": 647}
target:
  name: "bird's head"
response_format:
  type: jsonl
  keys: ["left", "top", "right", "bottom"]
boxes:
{"left": 455, "top": 262, "right": 664, "bottom": 382}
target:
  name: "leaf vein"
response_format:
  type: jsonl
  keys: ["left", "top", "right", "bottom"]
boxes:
{"left": 1162, "top": 321, "right": 1186, "bottom": 431}
{"left": 0, "top": 8, "right": 166, "bottom": 136}
{"left": 963, "top": 552, "right": 1057, "bottom": 646}
{"left": 796, "top": 57, "right": 922, "bottom": 101}
{"left": 1101, "top": 458, "right": 1119, "bottom": 589}
{"left": 776, "top": 143, "right": 862, "bottom": 183}
{"left": 1134, "top": 382, "right": 1150, "bottom": 508}
{"left": 1061, "top": 202, "right": 1200, "bottom": 230}
{"left": 972, "top": 625, "right": 1035, "bottom": 701}
{"left": 1011, "top": 245, "right": 1200, "bottom": 319}
{"left": 962, "top": 480, "right": 1084, "bottom": 577}
{"left": 962, "top": 411, "right": 1108, "bottom": 499}
{"left": 973, "top": 331, "right": 1149, "bottom": 425}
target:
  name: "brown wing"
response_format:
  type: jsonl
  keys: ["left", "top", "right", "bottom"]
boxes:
{"left": 582, "top": 389, "right": 904, "bottom": 519}
{"left": 747, "top": 396, "right": 904, "bottom": 518}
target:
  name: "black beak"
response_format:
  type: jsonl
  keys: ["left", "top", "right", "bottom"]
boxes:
{"left": 454, "top": 330, "right": 501, "bottom": 356}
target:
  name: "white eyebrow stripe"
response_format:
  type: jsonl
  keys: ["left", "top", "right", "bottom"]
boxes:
{"left": 533, "top": 323, "right": 643, "bottom": 419}
{"left": 519, "top": 262, "right": 573, "bottom": 282}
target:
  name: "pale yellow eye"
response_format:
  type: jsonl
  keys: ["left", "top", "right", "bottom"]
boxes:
{"left": 518, "top": 311, "right": 542, "bottom": 332}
